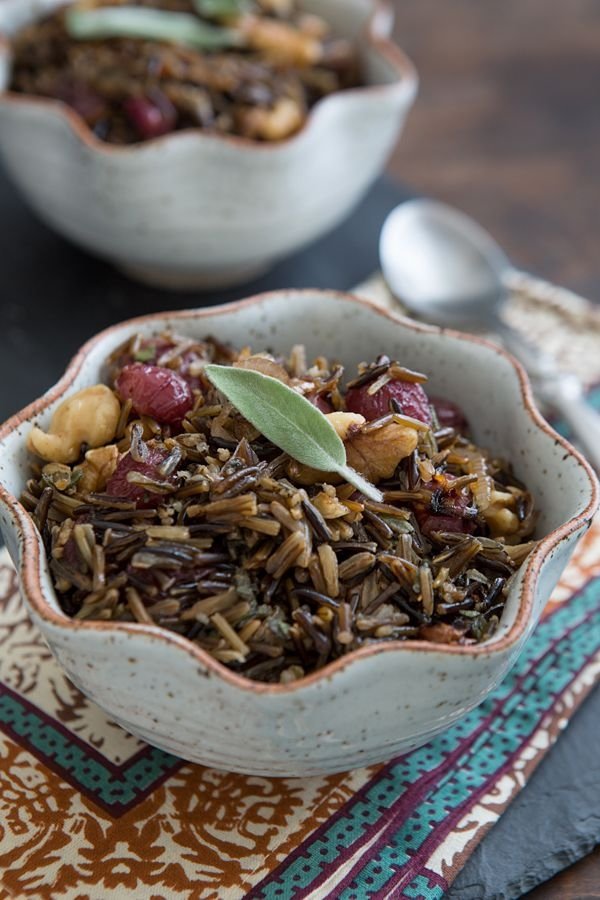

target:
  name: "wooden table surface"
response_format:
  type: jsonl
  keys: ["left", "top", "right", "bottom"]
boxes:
{"left": 388, "top": 1, "right": 600, "bottom": 896}
{"left": 389, "top": 0, "right": 600, "bottom": 301}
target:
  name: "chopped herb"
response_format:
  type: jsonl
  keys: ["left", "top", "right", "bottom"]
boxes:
{"left": 134, "top": 347, "right": 157, "bottom": 363}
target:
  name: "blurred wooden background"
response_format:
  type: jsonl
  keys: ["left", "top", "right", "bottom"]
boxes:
{"left": 389, "top": 0, "right": 600, "bottom": 299}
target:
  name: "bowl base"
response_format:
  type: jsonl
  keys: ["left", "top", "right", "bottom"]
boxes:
{"left": 117, "top": 260, "right": 272, "bottom": 291}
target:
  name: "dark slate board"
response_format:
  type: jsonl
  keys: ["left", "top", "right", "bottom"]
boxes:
{"left": 1, "top": 165, "right": 598, "bottom": 898}
{"left": 448, "top": 686, "right": 600, "bottom": 900}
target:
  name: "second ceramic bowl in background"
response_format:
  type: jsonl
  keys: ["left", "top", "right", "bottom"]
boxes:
{"left": 0, "top": 0, "right": 416, "bottom": 289}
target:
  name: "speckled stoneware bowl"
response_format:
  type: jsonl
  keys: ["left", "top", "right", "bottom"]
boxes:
{"left": 0, "top": 290, "right": 596, "bottom": 776}
{"left": 0, "top": 0, "right": 416, "bottom": 289}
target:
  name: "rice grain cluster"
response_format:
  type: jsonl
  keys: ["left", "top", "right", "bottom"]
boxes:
{"left": 22, "top": 333, "right": 538, "bottom": 683}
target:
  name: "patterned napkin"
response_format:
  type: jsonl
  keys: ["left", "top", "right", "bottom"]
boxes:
{"left": 1, "top": 275, "right": 599, "bottom": 900}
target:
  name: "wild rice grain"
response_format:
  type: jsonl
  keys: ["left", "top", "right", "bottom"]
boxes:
{"left": 115, "top": 398, "right": 133, "bottom": 440}
{"left": 302, "top": 498, "right": 333, "bottom": 542}
{"left": 147, "top": 599, "right": 182, "bottom": 617}
{"left": 266, "top": 531, "right": 307, "bottom": 579}
{"left": 308, "top": 553, "right": 327, "bottom": 594}
{"left": 346, "top": 361, "right": 390, "bottom": 390}
{"left": 158, "top": 447, "right": 183, "bottom": 477}
{"left": 126, "top": 587, "right": 154, "bottom": 625}
{"left": 145, "top": 525, "right": 191, "bottom": 541}
{"left": 92, "top": 544, "right": 106, "bottom": 592}
{"left": 243, "top": 516, "right": 281, "bottom": 536}
{"left": 292, "top": 587, "right": 340, "bottom": 610}
{"left": 419, "top": 564, "right": 434, "bottom": 616}
{"left": 222, "top": 601, "right": 252, "bottom": 624}
{"left": 33, "top": 487, "right": 53, "bottom": 531}
{"left": 238, "top": 618, "right": 262, "bottom": 644}
{"left": 336, "top": 602, "right": 354, "bottom": 645}
{"left": 388, "top": 364, "right": 428, "bottom": 384}
{"left": 73, "top": 523, "right": 95, "bottom": 570}
{"left": 211, "top": 613, "right": 250, "bottom": 657}
{"left": 125, "top": 472, "right": 175, "bottom": 494}
{"left": 374, "top": 625, "right": 396, "bottom": 638}
{"left": 248, "top": 641, "right": 284, "bottom": 658}
{"left": 317, "top": 544, "right": 339, "bottom": 598}
{"left": 130, "top": 423, "right": 149, "bottom": 463}
{"left": 338, "top": 552, "right": 376, "bottom": 582}
{"left": 211, "top": 649, "right": 247, "bottom": 665}
{"left": 397, "top": 533, "right": 416, "bottom": 565}
{"left": 280, "top": 665, "right": 305, "bottom": 684}
{"left": 270, "top": 500, "right": 302, "bottom": 533}
{"left": 187, "top": 494, "right": 258, "bottom": 521}
{"left": 181, "top": 588, "right": 238, "bottom": 620}
{"left": 364, "top": 580, "right": 402, "bottom": 616}
{"left": 392, "top": 412, "right": 430, "bottom": 432}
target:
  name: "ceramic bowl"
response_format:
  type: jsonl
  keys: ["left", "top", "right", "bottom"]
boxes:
{"left": 0, "top": 290, "right": 596, "bottom": 776}
{"left": 0, "top": 0, "right": 416, "bottom": 290}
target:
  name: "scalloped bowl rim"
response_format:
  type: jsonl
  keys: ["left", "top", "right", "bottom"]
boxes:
{"left": 0, "top": 0, "right": 417, "bottom": 157}
{"left": 0, "top": 290, "right": 596, "bottom": 696}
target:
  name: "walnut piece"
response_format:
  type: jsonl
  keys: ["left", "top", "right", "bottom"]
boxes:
{"left": 74, "top": 445, "right": 120, "bottom": 493}
{"left": 483, "top": 489, "right": 520, "bottom": 537}
{"left": 345, "top": 423, "right": 418, "bottom": 483}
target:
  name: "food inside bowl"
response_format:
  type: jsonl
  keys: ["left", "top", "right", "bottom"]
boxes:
{"left": 8, "top": 0, "right": 361, "bottom": 143}
{"left": 22, "top": 334, "right": 538, "bottom": 683}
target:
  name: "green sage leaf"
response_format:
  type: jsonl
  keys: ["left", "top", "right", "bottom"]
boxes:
{"left": 193, "top": 0, "right": 251, "bottom": 20}
{"left": 66, "top": 7, "right": 243, "bottom": 50}
{"left": 204, "top": 365, "right": 383, "bottom": 502}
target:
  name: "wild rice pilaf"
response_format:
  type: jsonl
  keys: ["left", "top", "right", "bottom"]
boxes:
{"left": 9, "top": 0, "right": 360, "bottom": 144}
{"left": 23, "top": 334, "right": 538, "bottom": 683}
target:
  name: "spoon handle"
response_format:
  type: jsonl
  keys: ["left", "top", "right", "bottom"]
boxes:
{"left": 497, "top": 322, "right": 600, "bottom": 472}
{"left": 539, "top": 376, "right": 600, "bottom": 474}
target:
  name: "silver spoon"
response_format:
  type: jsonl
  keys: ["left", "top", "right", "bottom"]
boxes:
{"left": 379, "top": 198, "right": 600, "bottom": 471}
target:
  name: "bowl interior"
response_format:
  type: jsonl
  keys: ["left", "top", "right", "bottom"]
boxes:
{"left": 0, "top": 291, "right": 594, "bottom": 645}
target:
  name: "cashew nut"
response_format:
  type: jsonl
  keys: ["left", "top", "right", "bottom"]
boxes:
{"left": 236, "top": 97, "right": 305, "bottom": 141}
{"left": 239, "top": 15, "right": 322, "bottom": 67}
{"left": 346, "top": 423, "right": 418, "bottom": 483}
{"left": 27, "top": 385, "right": 121, "bottom": 464}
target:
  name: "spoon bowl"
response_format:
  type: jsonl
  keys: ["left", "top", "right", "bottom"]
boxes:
{"left": 380, "top": 198, "right": 510, "bottom": 328}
